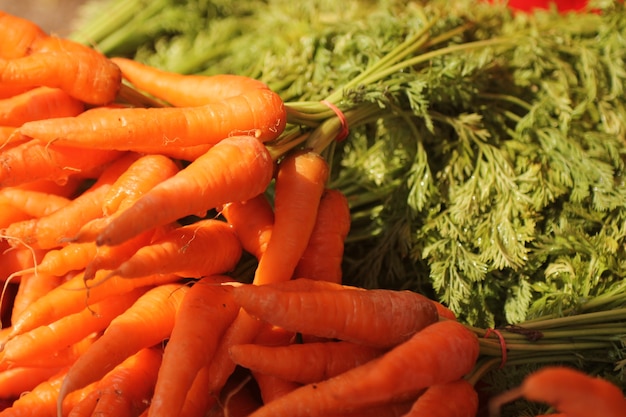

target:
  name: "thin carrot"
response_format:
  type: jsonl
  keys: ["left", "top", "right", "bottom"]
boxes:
{"left": 178, "top": 363, "right": 220, "bottom": 417}
{"left": 0, "top": 11, "right": 47, "bottom": 59}
{"left": 245, "top": 320, "right": 480, "bottom": 417}
{"left": 0, "top": 366, "right": 61, "bottom": 399}
{"left": 488, "top": 366, "right": 626, "bottom": 417}
{"left": 17, "top": 83, "right": 286, "bottom": 149}
{"left": 0, "top": 244, "right": 42, "bottom": 282}
{"left": 95, "top": 135, "right": 275, "bottom": 247}
{"left": 107, "top": 219, "right": 242, "bottom": 280}
{"left": 251, "top": 371, "right": 300, "bottom": 405}
{"left": 57, "top": 283, "right": 190, "bottom": 415}
{"left": 230, "top": 340, "right": 385, "bottom": 385}
{"left": 0, "top": 87, "right": 84, "bottom": 127}
{"left": 2, "top": 288, "right": 146, "bottom": 365}
{"left": 207, "top": 370, "right": 262, "bottom": 417}
{"left": 219, "top": 193, "right": 274, "bottom": 260}
{"left": 231, "top": 278, "right": 439, "bottom": 348}
{"left": 401, "top": 379, "right": 479, "bottom": 417}
{"left": 10, "top": 271, "right": 63, "bottom": 323}
{"left": 292, "top": 188, "right": 351, "bottom": 284}
{"left": 149, "top": 276, "right": 239, "bottom": 417}
{"left": 0, "top": 138, "right": 124, "bottom": 187}
{"left": 0, "top": 187, "right": 71, "bottom": 218}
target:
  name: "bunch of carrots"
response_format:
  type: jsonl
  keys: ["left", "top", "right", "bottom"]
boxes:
{"left": 0, "top": 10, "right": 625, "bottom": 417}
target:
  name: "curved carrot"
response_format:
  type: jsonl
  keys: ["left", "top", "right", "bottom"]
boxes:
{"left": 245, "top": 320, "right": 480, "bottom": 417}
{"left": 57, "top": 283, "right": 191, "bottom": 414}
{"left": 231, "top": 278, "right": 439, "bottom": 348}
{"left": 402, "top": 379, "right": 479, "bottom": 417}
{"left": 0, "top": 86, "right": 84, "bottom": 127}
{"left": 0, "top": 188, "right": 71, "bottom": 218}
{"left": 0, "top": 366, "right": 61, "bottom": 399}
{"left": 0, "top": 138, "right": 124, "bottom": 187}
{"left": 149, "top": 276, "right": 239, "bottom": 417}
{"left": 292, "top": 188, "right": 351, "bottom": 284}
{"left": 230, "top": 340, "right": 384, "bottom": 385}
{"left": 219, "top": 193, "right": 275, "bottom": 260}
{"left": 95, "top": 135, "right": 275, "bottom": 247}
{"left": 489, "top": 366, "right": 626, "bottom": 417}
{"left": 111, "top": 57, "right": 269, "bottom": 107}
{"left": 0, "top": 11, "right": 47, "bottom": 59}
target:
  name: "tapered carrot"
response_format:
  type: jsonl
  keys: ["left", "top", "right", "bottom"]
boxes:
{"left": 178, "top": 363, "right": 220, "bottom": 417}
{"left": 292, "top": 188, "right": 351, "bottom": 284}
{"left": 401, "top": 379, "right": 479, "bottom": 417}
{"left": 2, "top": 288, "right": 145, "bottom": 365}
{"left": 0, "top": 87, "right": 84, "bottom": 127}
{"left": 0, "top": 188, "right": 71, "bottom": 218}
{"left": 10, "top": 271, "right": 63, "bottom": 322}
{"left": 95, "top": 135, "right": 275, "bottom": 247}
{"left": 0, "top": 138, "right": 124, "bottom": 187}
{"left": 231, "top": 278, "right": 439, "bottom": 348}
{"left": 245, "top": 320, "right": 480, "bottom": 417}
{"left": 149, "top": 276, "right": 239, "bottom": 417}
{"left": 219, "top": 193, "right": 274, "bottom": 260}
{"left": 252, "top": 371, "right": 300, "bottom": 405}
{"left": 0, "top": 366, "right": 61, "bottom": 399}
{"left": 57, "top": 283, "right": 190, "bottom": 415}
{"left": 111, "top": 58, "right": 270, "bottom": 107}
{"left": 0, "top": 11, "right": 47, "bottom": 59}
{"left": 488, "top": 366, "right": 626, "bottom": 417}
{"left": 230, "top": 340, "right": 385, "bottom": 385}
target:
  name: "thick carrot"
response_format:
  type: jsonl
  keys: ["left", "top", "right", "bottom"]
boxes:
{"left": 111, "top": 58, "right": 269, "bottom": 107}
{"left": 0, "top": 366, "right": 61, "bottom": 399}
{"left": 245, "top": 320, "right": 480, "bottom": 417}
{"left": 57, "top": 283, "right": 190, "bottom": 414}
{"left": 401, "top": 379, "right": 479, "bottom": 417}
{"left": 149, "top": 276, "right": 239, "bottom": 417}
{"left": 231, "top": 278, "right": 439, "bottom": 348}
{"left": 489, "top": 366, "right": 626, "bottom": 417}
{"left": 219, "top": 192, "right": 274, "bottom": 260}
{"left": 230, "top": 340, "right": 385, "bottom": 385}
{"left": 2, "top": 288, "right": 145, "bottom": 365}
{"left": 0, "top": 138, "right": 124, "bottom": 187}
{"left": 0, "top": 188, "right": 71, "bottom": 218}
{"left": 292, "top": 188, "right": 351, "bottom": 284}
{"left": 0, "top": 87, "right": 84, "bottom": 127}
{"left": 10, "top": 271, "right": 63, "bottom": 322}
{"left": 95, "top": 135, "right": 275, "bottom": 247}
{"left": 0, "top": 11, "right": 47, "bottom": 59}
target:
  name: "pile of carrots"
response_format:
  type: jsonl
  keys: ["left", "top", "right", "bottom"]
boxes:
{"left": 0, "top": 10, "right": 625, "bottom": 417}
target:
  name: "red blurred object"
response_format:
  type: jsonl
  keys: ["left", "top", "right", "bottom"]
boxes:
{"left": 487, "top": 0, "right": 589, "bottom": 12}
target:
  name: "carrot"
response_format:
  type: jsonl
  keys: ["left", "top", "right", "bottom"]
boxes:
{"left": 2, "top": 152, "right": 138, "bottom": 249}
{"left": 230, "top": 340, "right": 385, "bottom": 385}
{"left": 95, "top": 135, "right": 275, "bottom": 247}
{"left": 252, "top": 372, "right": 301, "bottom": 404}
{"left": 2, "top": 288, "right": 145, "bottom": 365}
{"left": 10, "top": 271, "right": 63, "bottom": 322}
{"left": 13, "top": 175, "right": 84, "bottom": 199}
{"left": 0, "top": 245, "right": 41, "bottom": 282}
{"left": 0, "top": 87, "right": 84, "bottom": 127}
{"left": 219, "top": 193, "right": 274, "bottom": 260}
{"left": 57, "top": 283, "right": 190, "bottom": 414}
{"left": 0, "top": 138, "right": 124, "bottom": 187}
{"left": 401, "top": 379, "right": 479, "bottom": 417}
{"left": 207, "top": 370, "right": 262, "bottom": 417}
{"left": 0, "top": 204, "right": 30, "bottom": 229}
{"left": 488, "top": 366, "right": 626, "bottom": 417}
{"left": 68, "top": 347, "right": 162, "bottom": 417}
{"left": 148, "top": 276, "right": 239, "bottom": 417}
{"left": 231, "top": 278, "right": 439, "bottom": 348}
{"left": 0, "top": 11, "right": 47, "bottom": 59}
{"left": 0, "top": 187, "right": 71, "bottom": 218}
{"left": 292, "top": 188, "right": 351, "bottom": 284}
{"left": 0, "top": 366, "right": 61, "bottom": 399}
{"left": 245, "top": 319, "right": 480, "bottom": 417}
{"left": 107, "top": 219, "right": 242, "bottom": 280}
{"left": 178, "top": 363, "right": 220, "bottom": 417}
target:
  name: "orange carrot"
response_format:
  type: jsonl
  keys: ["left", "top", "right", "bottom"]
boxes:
{"left": 0, "top": 187, "right": 71, "bottom": 218}
{"left": 178, "top": 363, "right": 220, "bottom": 417}
{"left": 402, "top": 379, "right": 479, "bottom": 417}
{"left": 0, "top": 366, "right": 61, "bottom": 399}
{"left": 0, "top": 87, "right": 84, "bottom": 127}
{"left": 111, "top": 58, "right": 270, "bottom": 107}
{"left": 0, "top": 138, "right": 124, "bottom": 187}
{"left": 230, "top": 340, "right": 385, "bottom": 385}
{"left": 149, "top": 276, "right": 239, "bottom": 417}
{"left": 245, "top": 320, "right": 480, "bottom": 417}
{"left": 2, "top": 288, "right": 145, "bottom": 365}
{"left": 219, "top": 193, "right": 274, "bottom": 260}
{"left": 251, "top": 372, "right": 300, "bottom": 405}
{"left": 57, "top": 283, "right": 190, "bottom": 414}
{"left": 231, "top": 278, "right": 439, "bottom": 348}
{"left": 207, "top": 370, "right": 263, "bottom": 417}
{"left": 0, "top": 11, "right": 47, "bottom": 59}
{"left": 0, "top": 204, "right": 30, "bottom": 229}
{"left": 95, "top": 135, "right": 275, "bottom": 247}
{"left": 107, "top": 219, "right": 241, "bottom": 280}
{"left": 0, "top": 245, "right": 41, "bottom": 282}
{"left": 488, "top": 366, "right": 626, "bottom": 417}
{"left": 10, "top": 271, "right": 63, "bottom": 322}
{"left": 292, "top": 188, "right": 351, "bottom": 284}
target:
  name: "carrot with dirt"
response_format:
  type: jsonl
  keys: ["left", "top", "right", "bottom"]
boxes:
{"left": 230, "top": 340, "right": 385, "bottom": 385}
{"left": 245, "top": 319, "right": 479, "bottom": 417}
{"left": 148, "top": 276, "right": 239, "bottom": 417}
{"left": 402, "top": 379, "right": 479, "bottom": 417}
{"left": 0, "top": 11, "right": 46, "bottom": 59}
{"left": 56, "top": 283, "right": 190, "bottom": 415}
{"left": 95, "top": 135, "right": 275, "bottom": 247}
{"left": 231, "top": 278, "right": 439, "bottom": 348}
{"left": 292, "top": 188, "right": 351, "bottom": 284}
{"left": 0, "top": 138, "right": 124, "bottom": 187}
{"left": 0, "top": 87, "right": 84, "bottom": 127}
{"left": 488, "top": 366, "right": 626, "bottom": 417}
